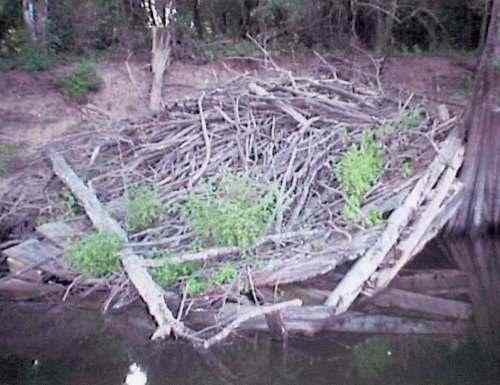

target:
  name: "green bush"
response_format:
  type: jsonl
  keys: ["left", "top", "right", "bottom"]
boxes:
{"left": 182, "top": 173, "right": 276, "bottom": 249}
{"left": 19, "top": 46, "right": 54, "bottom": 72}
{"left": 67, "top": 232, "right": 123, "bottom": 277}
{"left": 151, "top": 261, "right": 207, "bottom": 295}
{"left": 336, "top": 132, "right": 384, "bottom": 221}
{"left": 211, "top": 263, "right": 238, "bottom": 285}
{"left": 56, "top": 60, "right": 103, "bottom": 103}
{"left": 126, "top": 187, "right": 164, "bottom": 232}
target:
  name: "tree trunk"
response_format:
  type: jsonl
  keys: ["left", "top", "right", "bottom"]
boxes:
{"left": 150, "top": 26, "right": 172, "bottom": 112}
{"left": 22, "top": 0, "right": 48, "bottom": 47}
{"left": 192, "top": 0, "right": 204, "bottom": 39}
{"left": 447, "top": 0, "right": 500, "bottom": 235}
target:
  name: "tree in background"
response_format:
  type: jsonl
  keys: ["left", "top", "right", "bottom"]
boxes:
{"left": 142, "top": 0, "right": 177, "bottom": 112}
{"left": 21, "top": 0, "right": 47, "bottom": 48}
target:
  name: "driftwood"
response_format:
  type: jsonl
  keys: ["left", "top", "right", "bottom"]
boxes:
{"left": 48, "top": 149, "right": 189, "bottom": 340}
{"left": 325, "top": 132, "right": 464, "bottom": 313}
{"left": 217, "top": 306, "right": 468, "bottom": 336}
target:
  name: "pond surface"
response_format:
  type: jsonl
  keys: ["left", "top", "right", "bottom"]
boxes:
{"left": 1, "top": 237, "right": 500, "bottom": 385}
{"left": 0, "top": 301, "right": 498, "bottom": 385}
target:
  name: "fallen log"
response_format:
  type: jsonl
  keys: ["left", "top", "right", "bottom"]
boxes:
{"left": 325, "top": 132, "right": 464, "bottom": 313}
{"left": 217, "top": 305, "right": 469, "bottom": 336}
{"left": 48, "top": 149, "right": 189, "bottom": 341}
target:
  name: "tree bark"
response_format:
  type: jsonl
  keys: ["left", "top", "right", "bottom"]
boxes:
{"left": 150, "top": 26, "right": 173, "bottom": 112}
{"left": 22, "top": 0, "right": 48, "bottom": 47}
{"left": 447, "top": 0, "right": 500, "bottom": 235}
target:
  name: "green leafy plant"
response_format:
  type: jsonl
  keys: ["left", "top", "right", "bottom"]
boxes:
{"left": 56, "top": 60, "right": 103, "bottom": 103}
{"left": 336, "top": 132, "right": 384, "bottom": 222}
{"left": 364, "top": 209, "right": 383, "bottom": 227}
{"left": 151, "top": 261, "right": 207, "bottom": 295}
{"left": 67, "top": 232, "right": 123, "bottom": 277}
{"left": 19, "top": 46, "right": 54, "bottom": 72}
{"left": 126, "top": 187, "right": 164, "bottom": 232}
{"left": 352, "top": 336, "right": 394, "bottom": 379}
{"left": 402, "top": 160, "right": 413, "bottom": 178}
{"left": 211, "top": 263, "right": 238, "bottom": 286}
{"left": 61, "top": 190, "right": 82, "bottom": 216}
{"left": 182, "top": 173, "right": 276, "bottom": 249}
{"left": 398, "top": 106, "right": 424, "bottom": 129}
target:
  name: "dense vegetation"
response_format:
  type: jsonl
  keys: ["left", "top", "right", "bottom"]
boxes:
{"left": 0, "top": 1, "right": 488, "bottom": 66}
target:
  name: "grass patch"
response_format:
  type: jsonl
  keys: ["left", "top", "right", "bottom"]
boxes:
{"left": 212, "top": 263, "right": 238, "bottom": 286}
{"left": 126, "top": 187, "right": 164, "bottom": 232}
{"left": 182, "top": 173, "right": 276, "bottom": 249}
{"left": 56, "top": 60, "right": 103, "bottom": 103}
{"left": 335, "top": 132, "right": 384, "bottom": 222}
{"left": 67, "top": 232, "right": 123, "bottom": 278}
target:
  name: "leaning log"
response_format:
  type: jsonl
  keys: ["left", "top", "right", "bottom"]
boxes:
{"left": 48, "top": 149, "right": 190, "bottom": 340}
{"left": 324, "top": 132, "right": 464, "bottom": 313}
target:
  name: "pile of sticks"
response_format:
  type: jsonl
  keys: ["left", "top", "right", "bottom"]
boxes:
{"left": 2, "top": 65, "right": 467, "bottom": 347}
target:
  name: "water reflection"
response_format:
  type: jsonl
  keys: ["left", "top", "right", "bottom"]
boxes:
{"left": 124, "top": 363, "right": 147, "bottom": 385}
{"left": 0, "top": 237, "right": 500, "bottom": 385}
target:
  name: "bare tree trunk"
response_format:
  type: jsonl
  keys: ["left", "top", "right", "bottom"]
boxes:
{"left": 22, "top": 0, "right": 48, "bottom": 47}
{"left": 150, "top": 26, "right": 172, "bottom": 112}
{"left": 143, "top": 0, "right": 176, "bottom": 112}
{"left": 447, "top": 0, "right": 500, "bottom": 235}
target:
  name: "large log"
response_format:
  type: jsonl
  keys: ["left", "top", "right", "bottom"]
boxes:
{"left": 48, "top": 150, "right": 187, "bottom": 340}
{"left": 325, "top": 133, "right": 464, "bottom": 313}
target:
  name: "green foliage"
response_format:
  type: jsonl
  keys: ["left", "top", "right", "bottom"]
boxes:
{"left": 67, "top": 232, "right": 123, "bottom": 277}
{"left": 56, "top": 60, "right": 103, "bottom": 103}
{"left": 336, "top": 132, "right": 384, "bottom": 222}
{"left": 0, "top": 143, "right": 16, "bottom": 176}
{"left": 19, "top": 46, "right": 55, "bottom": 72}
{"left": 151, "top": 261, "right": 207, "bottom": 295}
{"left": 364, "top": 209, "right": 383, "bottom": 227}
{"left": 126, "top": 187, "right": 164, "bottom": 232}
{"left": 402, "top": 160, "right": 413, "bottom": 178}
{"left": 212, "top": 263, "right": 238, "bottom": 286}
{"left": 352, "top": 336, "right": 394, "bottom": 379}
{"left": 61, "top": 190, "right": 82, "bottom": 216}
{"left": 182, "top": 173, "right": 276, "bottom": 249}
{"left": 398, "top": 106, "right": 424, "bottom": 129}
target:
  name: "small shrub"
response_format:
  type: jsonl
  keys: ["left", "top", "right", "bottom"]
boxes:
{"left": 352, "top": 337, "right": 394, "bottom": 379}
{"left": 126, "top": 187, "right": 164, "bottom": 232}
{"left": 19, "top": 46, "right": 54, "bottom": 72}
{"left": 61, "top": 190, "right": 82, "bottom": 216}
{"left": 56, "top": 61, "right": 103, "bottom": 103}
{"left": 402, "top": 160, "right": 413, "bottom": 178}
{"left": 364, "top": 209, "right": 383, "bottom": 227}
{"left": 336, "top": 132, "right": 384, "bottom": 221}
{"left": 398, "top": 106, "right": 424, "bottom": 129}
{"left": 151, "top": 261, "right": 206, "bottom": 295}
{"left": 67, "top": 232, "right": 123, "bottom": 277}
{"left": 211, "top": 263, "right": 238, "bottom": 286}
{"left": 182, "top": 173, "right": 276, "bottom": 249}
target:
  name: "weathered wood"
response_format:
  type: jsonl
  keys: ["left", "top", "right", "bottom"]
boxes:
{"left": 48, "top": 150, "right": 186, "bottom": 340}
{"left": 2, "top": 239, "right": 66, "bottom": 280}
{"left": 48, "top": 150, "right": 128, "bottom": 241}
{"left": 392, "top": 269, "right": 469, "bottom": 293}
{"left": 367, "top": 160, "right": 464, "bottom": 294}
{"left": 253, "top": 228, "right": 382, "bottom": 287}
{"left": 218, "top": 306, "right": 469, "bottom": 336}
{"left": 325, "top": 133, "right": 463, "bottom": 313}
{"left": 369, "top": 288, "right": 472, "bottom": 320}
{"left": 36, "top": 221, "right": 86, "bottom": 249}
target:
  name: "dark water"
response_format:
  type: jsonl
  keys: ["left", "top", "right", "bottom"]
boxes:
{"left": 1, "top": 238, "right": 500, "bottom": 385}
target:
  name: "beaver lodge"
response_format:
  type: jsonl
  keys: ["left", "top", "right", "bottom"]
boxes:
{"left": 0, "top": 58, "right": 470, "bottom": 349}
